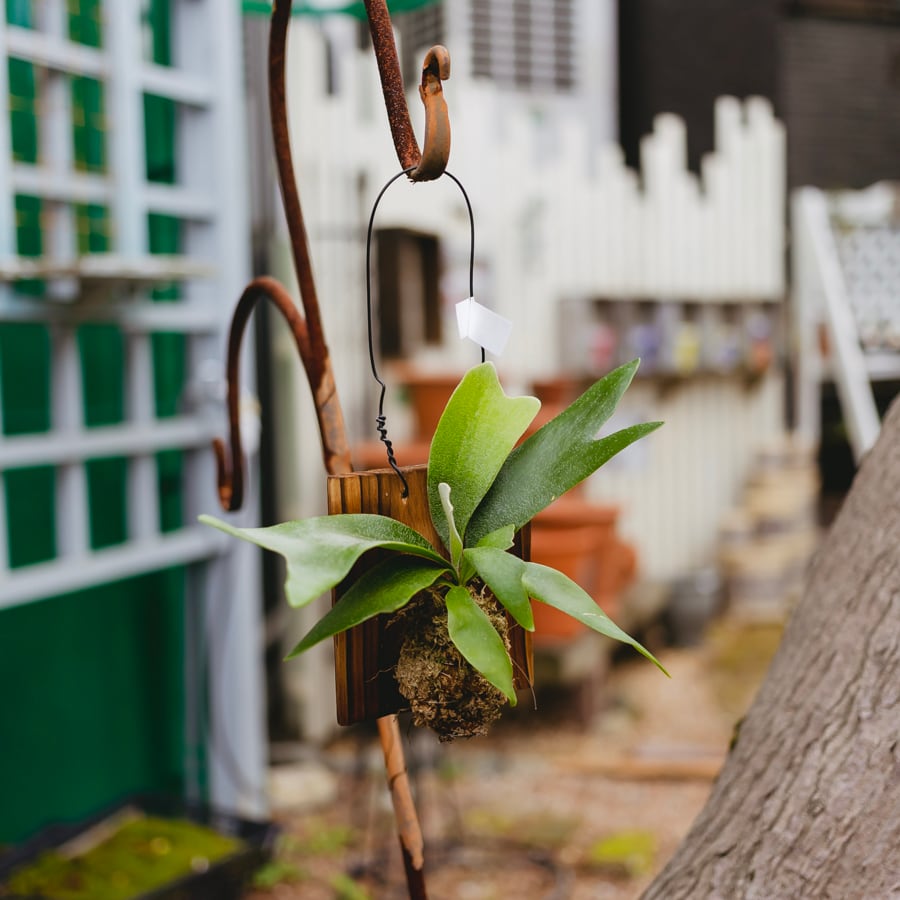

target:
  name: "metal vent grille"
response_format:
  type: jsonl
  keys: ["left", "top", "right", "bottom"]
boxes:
{"left": 397, "top": 3, "right": 446, "bottom": 88}
{"left": 471, "top": 0, "right": 576, "bottom": 93}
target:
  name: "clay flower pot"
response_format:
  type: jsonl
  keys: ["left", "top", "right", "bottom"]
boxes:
{"left": 530, "top": 497, "right": 635, "bottom": 641}
{"left": 402, "top": 371, "right": 465, "bottom": 441}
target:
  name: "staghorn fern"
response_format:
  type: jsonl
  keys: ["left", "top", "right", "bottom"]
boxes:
{"left": 201, "top": 359, "right": 666, "bottom": 721}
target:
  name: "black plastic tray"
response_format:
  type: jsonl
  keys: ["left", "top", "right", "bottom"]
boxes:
{"left": 0, "top": 794, "right": 277, "bottom": 900}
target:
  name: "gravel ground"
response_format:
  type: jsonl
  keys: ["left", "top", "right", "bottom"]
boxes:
{"left": 249, "top": 621, "right": 781, "bottom": 900}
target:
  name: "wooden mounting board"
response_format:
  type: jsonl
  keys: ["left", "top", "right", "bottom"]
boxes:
{"left": 327, "top": 464, "right": 533, "bottom": 725}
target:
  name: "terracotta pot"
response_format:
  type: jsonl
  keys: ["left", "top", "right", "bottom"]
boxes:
{"left": 594, "top": 537, "right": 636, "bottom": 601}
{"left": 530, "top": 524, "right": 599, "bottom": 639}
{"left": 402, "top": 372, "right": 463, "bottom": 441}
{"left": 531, "top": 375, "right": 584, "bottom": 406}
{"left": 529, "top": 498, "right": 633, "bottom": 641}
{"left": 533, "top": 496, "right": 619, "bottom": 533}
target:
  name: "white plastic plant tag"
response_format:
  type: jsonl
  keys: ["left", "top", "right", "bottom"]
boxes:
{"left": 455, "top": 297, "right": 513, "bottom": 357}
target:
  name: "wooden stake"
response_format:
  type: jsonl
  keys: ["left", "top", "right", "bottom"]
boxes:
{"left": 378, "top": 714, "right": 427, "bottom": 896}
{"left": 328, "top": 464, "right": 532, "bottom": 900}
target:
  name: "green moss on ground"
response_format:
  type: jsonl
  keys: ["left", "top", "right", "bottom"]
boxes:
{"left": 4, "top": 815, "right": 243, "bottom": 900}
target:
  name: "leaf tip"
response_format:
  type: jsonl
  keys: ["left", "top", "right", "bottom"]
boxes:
{"left": 638, "top": 646, "right": 670, "bottom": 677}
{"left": 198, "top": 513, "right": 230, "bottom": 533}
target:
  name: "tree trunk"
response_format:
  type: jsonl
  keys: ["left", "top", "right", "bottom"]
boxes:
{"left": 644, "top": 398, "right": 900, "bottom": 900}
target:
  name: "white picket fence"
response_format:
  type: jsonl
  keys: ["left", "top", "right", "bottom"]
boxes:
{"left": 268, "top": 21, "right": 787, "bottom": 590}
{"left": 281, "top": 21, "right": 784, "bottom": 369}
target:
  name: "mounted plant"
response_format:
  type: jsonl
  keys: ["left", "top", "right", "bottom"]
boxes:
{"left": 202, "top": 359, "right": 665, "bottom": 741}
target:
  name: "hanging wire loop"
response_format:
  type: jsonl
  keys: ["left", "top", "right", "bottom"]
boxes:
{"left": 365, "top": 166, "right": 480, "bottom": 496}
{"left": 365, "top": 169, "right": 416, "bottom": 497}
{"left": 363, "top": 0, "right": 451, "bottom": 181}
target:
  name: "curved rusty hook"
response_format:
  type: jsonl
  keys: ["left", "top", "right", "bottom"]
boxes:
{"left": 213, "top": 2, "right": 353, "bottom": 512}
{"left": 414, "top": 45, "right": 451, "bottom": 182}
{"left": 363, "top": 0, "right": 451, "bottom": 181}
{"left": 214, "top": 0, "right": 450, "bottom": 511}
{"left": 213, "top": 276, "right": 350, "bottom": 512}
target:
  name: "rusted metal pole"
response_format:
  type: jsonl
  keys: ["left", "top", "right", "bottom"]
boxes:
{"left": 378, "top": 715, "right": 428, "bottom": 899}
{"left": 267, "top": 0, "right": 325, "bottom": 363}
{"left": 363, "top": 0, "right": 450, "bottom": 182}
{"left": 215, "top": 3, "right": 443, "bottom": 893}
{"left": 267, "top": 1, "right": 352, "bottom": 476}
{"left": 363, "top": 0, "right": 420, "bottom": 171}
{"left": 267, "top": 3, "right": 429, "bottom": 897}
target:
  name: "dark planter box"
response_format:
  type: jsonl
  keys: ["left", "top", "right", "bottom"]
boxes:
{"left": 0, "top": 795, "right": 277, "bottom": 900}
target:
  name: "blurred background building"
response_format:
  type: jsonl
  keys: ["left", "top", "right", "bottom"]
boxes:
{"left": 0, "top": 0, "right": 897, "bottom": 850}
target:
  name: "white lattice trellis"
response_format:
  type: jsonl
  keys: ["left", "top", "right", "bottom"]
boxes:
{"left": 793, "top": 182, "right": 900, "bottom": 463}
{"left": 0, "top": 0, "right": 265, "bottom": 817}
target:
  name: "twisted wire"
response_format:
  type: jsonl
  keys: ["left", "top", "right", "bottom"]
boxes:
{"left": 366, "top": 168, "right": 415, "bottom": 496}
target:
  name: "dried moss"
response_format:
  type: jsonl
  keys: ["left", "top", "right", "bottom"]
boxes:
{"left": 392, "top": 584, "right": 510, "bottom": 742}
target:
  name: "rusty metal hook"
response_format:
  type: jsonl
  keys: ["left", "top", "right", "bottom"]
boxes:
{"left": 212, "top": 276, "right": 351, "bottom": 511}
{"left": 412, "top": 45, "right": 451, "bottom": 181}
{"left": 363, "top": 0, "right": 451, "bottom": 181}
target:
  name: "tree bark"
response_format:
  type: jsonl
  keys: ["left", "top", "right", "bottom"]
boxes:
{"left": 644, "top": 398, "right": 900, "bottom": 900}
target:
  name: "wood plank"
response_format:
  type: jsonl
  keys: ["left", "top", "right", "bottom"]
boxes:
{"left": 555, "top": 752, "right": 725, "bottom": 782}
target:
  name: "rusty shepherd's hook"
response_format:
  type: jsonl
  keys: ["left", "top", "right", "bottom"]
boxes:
{"left": 213, "top": 4, "right": 436, "bottom": 897}
{"left": 212, "top": 276, "right": 350, "bottom": 511}
{"left": 213, "top": 0, "right": 354, "bottom": 510}
{"left": 214, "top": 0, "right": 452, "bottom": 508}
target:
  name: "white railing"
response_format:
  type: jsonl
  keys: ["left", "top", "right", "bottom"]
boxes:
{"left": 792, "top": 184, "right": 898, "bottom": 462}
{"left": 278, "top": 23, "right": 785, "bottom": 380}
